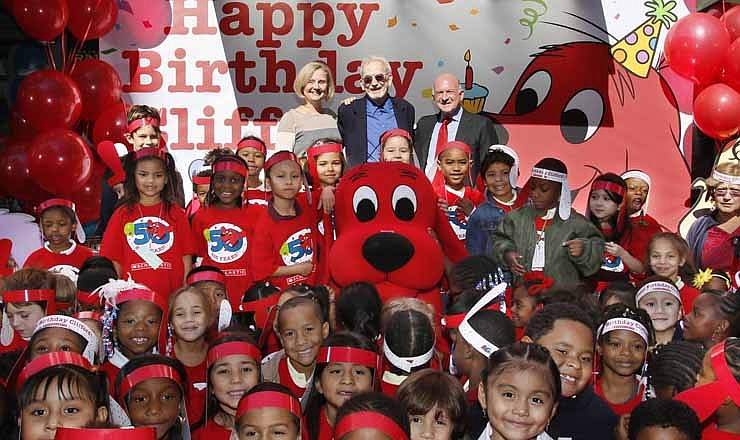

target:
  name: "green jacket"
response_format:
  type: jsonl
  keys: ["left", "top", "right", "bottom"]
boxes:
{"left": 491, "top": 206, "right": 604, "bottom": 285}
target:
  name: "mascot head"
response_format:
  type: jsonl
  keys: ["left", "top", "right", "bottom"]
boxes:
{"left": 330, "top": 162, "right": 445, "bottom": 301}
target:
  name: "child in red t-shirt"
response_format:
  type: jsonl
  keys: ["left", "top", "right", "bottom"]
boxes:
{"left": 250, "top": 151, "right": 322, "bottom": 289}
{"left": 236, "top": 136, "right": 271, "bottom": 207}
{"left": 96, "top": 278, "right": 169, "bottom": 387}
{"left": 24, "top": 198, "right": 94, "bottom": 281}
{"left": 191, "top": 155, "right": 255, "bottom": 306}
{"left": 434, "top": 141, "right": 485, "bottom": 243}
{"left": 305, "top": 141, "right": 345, "bottom": 243}
{"left": 100, "top": 147, "right": 195, "bottom": 300}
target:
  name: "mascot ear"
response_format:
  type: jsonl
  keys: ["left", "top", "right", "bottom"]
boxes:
{"left": 433, "top": 208, "right": 468, "bottom": 264}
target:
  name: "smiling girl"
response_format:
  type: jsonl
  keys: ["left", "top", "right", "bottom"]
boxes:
{"left": 646, "top": 233, "right": 700, "bottom": 313}
{"left": 100, "top": 147, "right": 195, "bottom": 301}
{"left": 191, "top": 154, "right": 255, "bottom": 306}
{"left": 192, "top": 332, "right": 262, "bottom": 440}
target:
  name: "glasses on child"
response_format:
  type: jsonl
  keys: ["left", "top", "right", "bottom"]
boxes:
{"left": 714, "top": 187, "right": 740, "bottom": 198}
{"left": 362, "top": 74, "right": 387, "bottom": 85}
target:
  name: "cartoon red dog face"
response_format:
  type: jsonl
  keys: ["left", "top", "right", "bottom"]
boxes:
{"left": 487, "top": 42, "right": 689, "bottom": 229}
{"left": 330, "top": 162, "right": 445, "bottom": 298}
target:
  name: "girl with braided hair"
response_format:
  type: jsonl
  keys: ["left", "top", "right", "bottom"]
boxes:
{"left": 594, "top": 303, "right": 655, "bottom": 416}
{"left": 647, "top": 340, "right": 706, "bottom": 399}
{"left": 683, "top": 289, "right": 740, "bottom": 348}
{"left": 677, "top": 337, "right": 740, "bottom": 438}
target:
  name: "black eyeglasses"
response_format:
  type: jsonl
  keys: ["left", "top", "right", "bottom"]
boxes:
{"left": 362, "top": 74, "right": 387, "bottom": 85}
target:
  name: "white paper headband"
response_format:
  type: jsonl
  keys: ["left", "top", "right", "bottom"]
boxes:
{"left": 597, "top": 317, "right": 649, "bottom": 344}
{"left": 635, "top": 281, "right": 681, "bottom": 305}
{"left": 488, "top": 145, "right": 520, "bottom": 189}
{"left": 382, "top": 338, "right": 434, "bottom": 373}
{"left": 711, "top": 169, "right": 740, "bottom": 186}
{"left": 458, "top": 282, "right": 508, "bottom": 357}
{"left": 531, "top": 166, "right": 571, "bottom": 220}
{"left": 34, "top": 315, "right": 99, "bottom": 363}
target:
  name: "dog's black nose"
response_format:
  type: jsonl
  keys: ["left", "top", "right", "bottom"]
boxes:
{"left": 362, "top": 232, "right": 414, "bottom": 273}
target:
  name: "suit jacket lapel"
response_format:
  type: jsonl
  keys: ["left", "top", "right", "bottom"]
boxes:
{"left": 355, "top": 97, "right": 369, "bottom": 163}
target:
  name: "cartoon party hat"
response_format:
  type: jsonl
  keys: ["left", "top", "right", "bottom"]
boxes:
{"left": 611, "top": 0, "right": 678, "bottom": 78}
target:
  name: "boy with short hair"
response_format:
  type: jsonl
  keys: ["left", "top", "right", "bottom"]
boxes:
{"left": 522, "top": 303, "right": 618, "bottom": 440}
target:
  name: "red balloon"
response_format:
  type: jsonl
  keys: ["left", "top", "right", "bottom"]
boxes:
{"left": 664, "top": 13, "right": 731, "bottom": 84}
{"left": 14, "top": 69, "right": 82, "bottom": 133}
{"left": 93, "top": 103, "right": 128, "bottom": 145}
{"left": 71, "top": 161, "right": 103, "bottom": 223}
{"left": 0, "top": 138, "right": 46, "bottom": 200}
{"left": 722, "top": 39, "right": 740, "bottom": 93}
{"left": 693, "top": 83, "right": 740, "bottom": 140}
{"left": 9, "top": 111, "right": 36, "bottom": 140}
{"left": 107, "top": 0, "right": 172, "bottom": 49}
{"left": 28, "top": 129, "right": 93, "bottom": 195}
{"left": 69, "top": 58, "right": 122, "bottom": 121}
{"left": 67, "top": 0, "right": 118, "bottom": 41}
{"left": 723, "top": 7, "right": 740, "bottom": 42}
{"left": 12, "top": 0, "right": 69, "bottom": 42}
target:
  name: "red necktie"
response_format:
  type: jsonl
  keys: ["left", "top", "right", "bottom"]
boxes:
{"left": 431, "top": 118, "right": 451, "bottom": 194}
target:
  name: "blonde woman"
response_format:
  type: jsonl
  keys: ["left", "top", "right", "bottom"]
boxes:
{"left": 687, "top": 161, "right": 740, "bottom": 274}
{"left": 275, "top": 61, "right": 341, "bottom": 157}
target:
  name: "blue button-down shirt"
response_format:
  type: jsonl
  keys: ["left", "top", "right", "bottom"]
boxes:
{"left": 366, "top": 97, "right": 397, "bottom": 162}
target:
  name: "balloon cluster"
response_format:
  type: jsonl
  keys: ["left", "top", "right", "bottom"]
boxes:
{"left": 664, "top": 6, "right": 740, "bottom": 140}
{"left": 0, "top": 0, "right": 127, "bottom": 224}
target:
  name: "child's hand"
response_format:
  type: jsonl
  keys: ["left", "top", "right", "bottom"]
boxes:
{"left": 604, "top": 241, "right": 625, "bottom": 258}
{"left": 295, "top": 262, "right": 314, "bottom": 276}
{"left": 505, "top": 251, "right": 526, "bottom": 276}
{"left": 317, "top": 186, "right": 336, "bottom": 214}
{"left": 437, "top": 197, "right": 449, "bottom": 212}
{"left": 458, "top": 197, "right": 474, "bottom": 216}
{"left": 563, "top": 239, "right": 584, "bottom": 257}
{"left": 112, "top": 183, "right": 125, "bottom": 199}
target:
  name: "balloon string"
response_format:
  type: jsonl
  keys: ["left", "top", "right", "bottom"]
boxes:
{"left": 61, "top": 31, "right": 67, "bottom": 74}
{"left": 45, "top": 43, "right": 57, "bottom": 71}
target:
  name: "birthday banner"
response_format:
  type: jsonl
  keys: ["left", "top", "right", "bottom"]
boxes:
{"left": 101, "top": 0, "right": 694, "bottom": 230}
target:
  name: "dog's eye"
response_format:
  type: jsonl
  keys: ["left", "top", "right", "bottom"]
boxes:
{"left": 515, "top": 70, "right": 551, "bottom": 115}
{"left": 561, "top": 89, "right": 604, "bottom": 144}
{"left": 392, "top": 185, "right": 416, "bottom": 221}
{"left": 353, "top": 185, "right": 378, "bottom": 222}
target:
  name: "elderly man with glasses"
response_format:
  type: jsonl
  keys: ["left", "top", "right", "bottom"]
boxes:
{"left": 338, "top": 56, "right": 416, "bottom": 168}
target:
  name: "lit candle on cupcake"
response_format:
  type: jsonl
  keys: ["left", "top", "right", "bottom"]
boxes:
{"left": 460, "top": 49, "right": 489, "bottom": 113}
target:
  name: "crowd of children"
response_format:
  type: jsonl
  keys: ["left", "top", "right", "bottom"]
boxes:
{"left": 1, "top": 102, "right": 740, "bottom": 440}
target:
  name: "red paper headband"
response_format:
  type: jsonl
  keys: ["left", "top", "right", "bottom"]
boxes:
{"left": 73, "top": 310, "right": 103, "bottom": 321}
{"left": 264, "top": 151, "right": 299, "bottom": 173}
{"left": 335, "top": 412, "right": 409, "bottom": 440}
{"left": 238, "top": 294, "right": 280, "bottom": 329}
{"left": 127, "top": 117, "right": 160, "bottom": 134}
{"left": 590, "top": 180, "right": 626, "bottom": 198}
{"left": 436, "top": 141, "right": 471, "bottom": 158}
{"left": 133, "top": 147, "right": 167, "bottom": 161}
{"left": 212, "top": 160, "right": 248, "bottom": 178}
{"left": 118, "top": 364, "right": 184, "bottom": 403}
{"left": 17, "top": 352, "right": 92, "bottom": 391}
{"left": 115, "top": 288, "right": 167, "bottom": 313}
{"left": 236, "top": 138, "right": 267, "bottom": 155}
{"left": 38, "top": 198, "right": 76, "bottom": 215}
{"left": 676, "top": 339, "right": 740, "bottom": 422}
{"left": 3, "top": 289, "right": 56, "bottom": 313}
{"left": 187, "top": 271, "right": 226, "bottom": 286}
{"left": 193, "top": 175, "right": 211, "bottom": 185}
{"left": 77, "top": 290, "right": 101, "bottom": 306}
{"left": 380, "top": 128, "right": 412, "bottom": 146}
{"left": 54, "top": 427, "right": 157, "bottom": 440}
{"left": 443, "top": 302, "right": 506, "bottom": 330}
{"left": 236, "top": 390, "right": 301, "bottom": 420}
{"left": 207, "top": 340, "right": 262, "bottom": 367}
{"left": 317, "top": 346, "right": 379, "bottom": 369}
{"left": 522, "top": 272, "right": 554, "bottom": 296}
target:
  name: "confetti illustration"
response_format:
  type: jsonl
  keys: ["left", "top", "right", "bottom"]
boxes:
{"left": 449, "top": 24, "right": 460, "bottom": 31}
{"left": 470, "top": 9, "right": 479, "bottom": 15}
{"left": 387, "top": 16, "right": 398, "bottom": 28}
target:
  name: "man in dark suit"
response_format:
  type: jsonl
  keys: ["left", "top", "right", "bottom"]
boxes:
{"left": 338, "top": 56, "right": 415, "bottom": 168}
{"left": 415, "top": 73, "right": 499, "bottom": 179}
